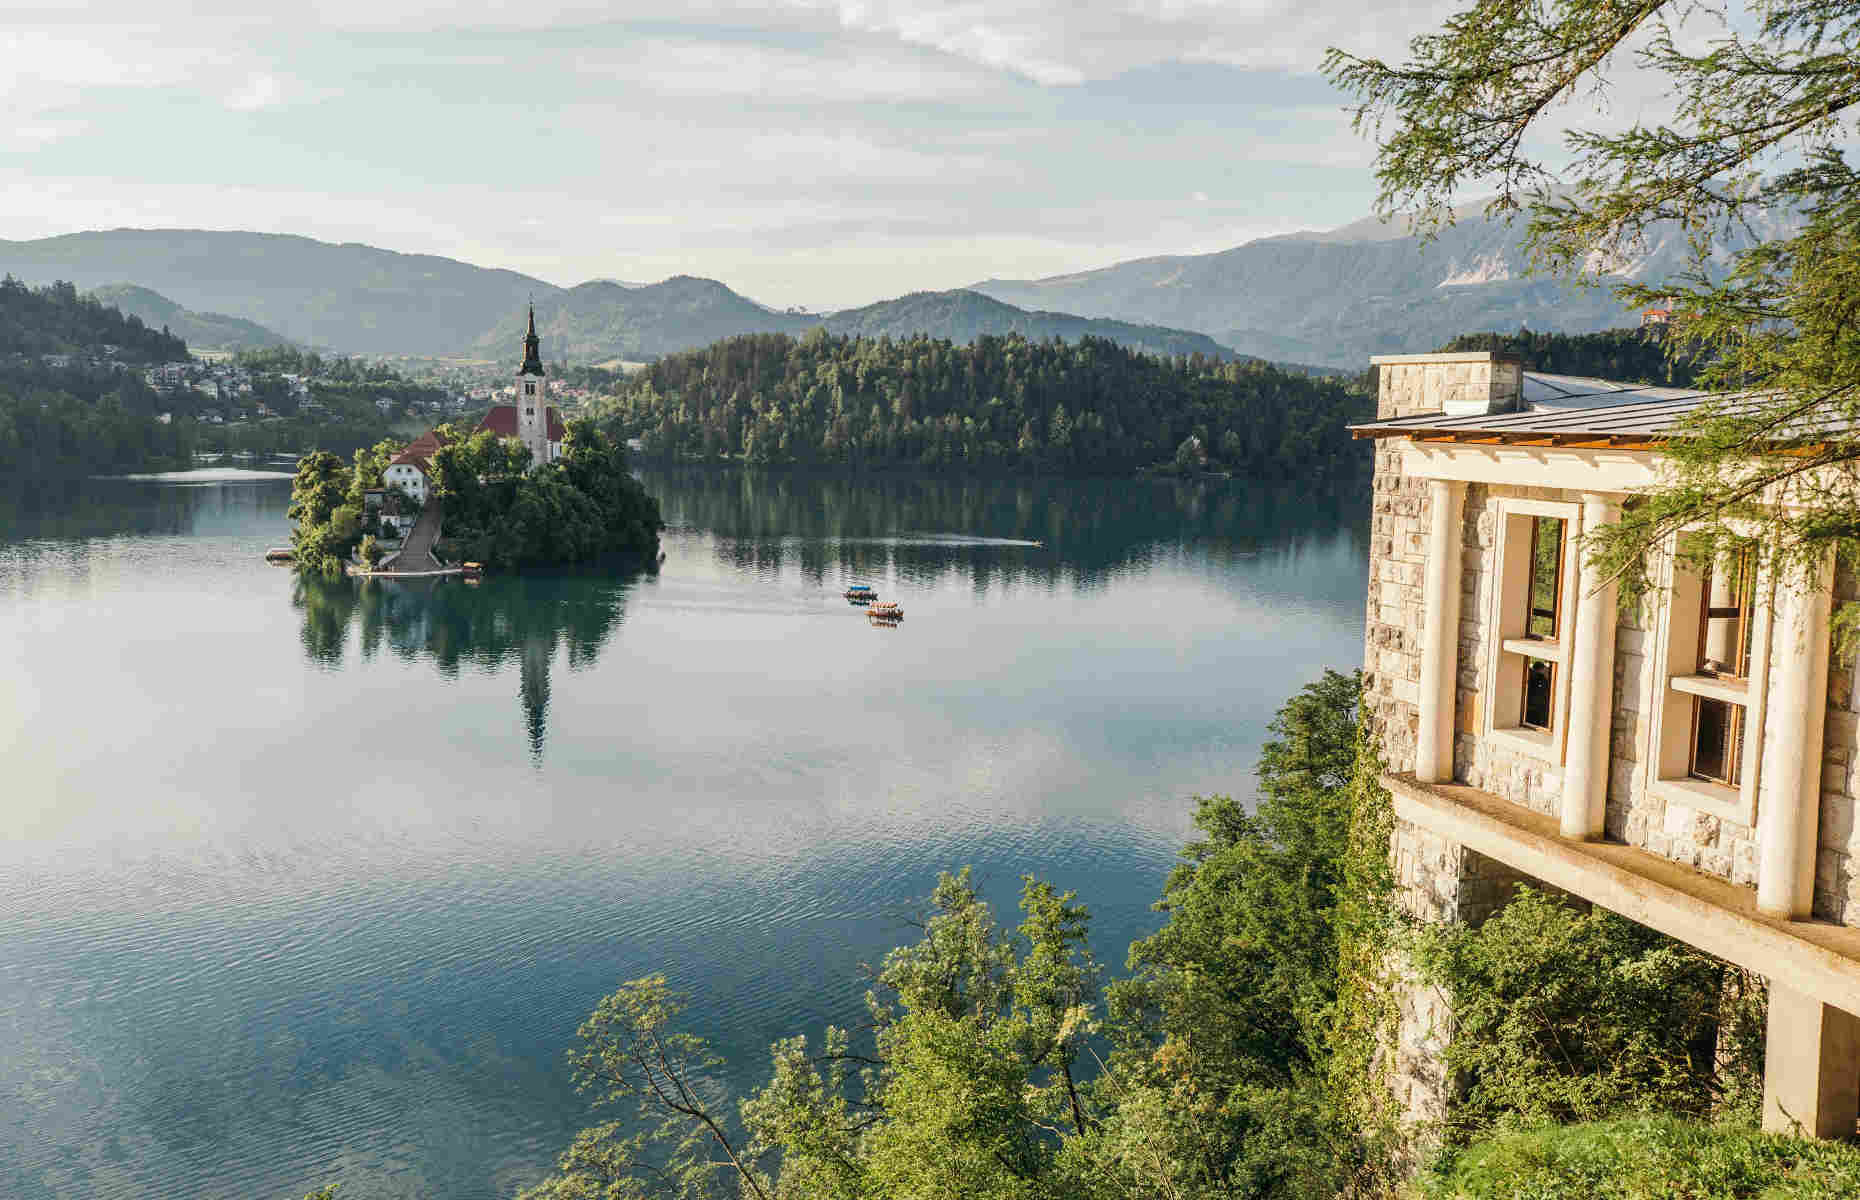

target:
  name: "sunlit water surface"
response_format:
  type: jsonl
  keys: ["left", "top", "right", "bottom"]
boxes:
{"left": 1, "top": 468, "right": 1367, "bottom": 1198}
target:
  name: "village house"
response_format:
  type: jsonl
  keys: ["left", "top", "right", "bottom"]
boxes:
{"left": 1354, "top": 351, "right": 1860, "bottom": 1144}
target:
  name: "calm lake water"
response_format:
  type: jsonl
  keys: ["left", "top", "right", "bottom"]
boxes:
{"left": 0, "top": 467, "right": 1368, "bottom": 1199}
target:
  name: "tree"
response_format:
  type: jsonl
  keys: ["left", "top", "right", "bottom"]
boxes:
{"left": 1325, "top": 0, "right": 1860, "bottom": 603}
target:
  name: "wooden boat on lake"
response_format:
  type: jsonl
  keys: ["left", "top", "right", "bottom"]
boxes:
{"left": 868, "top": 601, "right": 903, "bottom": 621}
{"left": 844, "top": 583, "right": 877, "bottom": 601}
{"left": 264, "top": 547, "right": 294, "bottom": 565}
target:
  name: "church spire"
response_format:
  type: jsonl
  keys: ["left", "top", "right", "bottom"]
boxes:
{"left": 519, "top": 302, "right": 544, "bottom": 376}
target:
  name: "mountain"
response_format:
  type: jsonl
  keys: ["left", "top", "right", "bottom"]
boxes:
{"left": 971, "top": 206, "right": 1795, "bottom": 368}
{"left": 818, "top": 290, "right": 1232, "bottom": 359}
{"left": 0, "top": 230, "right": 550, "bottom": 355}
{"left": 485, "top": 276, "right": 814, "bottom": 362}
{"left": 87, "top": 283, "right": 291, "bottom": 352}
{"left": 1, "top": 231, "right": 1236, "bottom": 364}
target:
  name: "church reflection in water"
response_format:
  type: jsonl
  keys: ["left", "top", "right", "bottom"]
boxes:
{"left": 292, "top": 566, "right": 648, "bottom": 763}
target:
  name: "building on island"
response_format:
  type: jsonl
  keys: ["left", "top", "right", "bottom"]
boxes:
{"left": 373, "top": 308, "right": 567, "bottom": 514}
{"left": 476, "top": 303, "right": 564, "bottom": 469}
{"left": 1353, "top": 350, "right": 1860, "bottom": 1143}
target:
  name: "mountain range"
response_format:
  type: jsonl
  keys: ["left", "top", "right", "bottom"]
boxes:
{"left": 1, "top": 206, "right": 1779, "bottom": 368}
{"left": 972, "top": 206, "right": 1793, "bottom": 367}
{"left": 0, "top": 231, "right": 1232, "bottom": 364}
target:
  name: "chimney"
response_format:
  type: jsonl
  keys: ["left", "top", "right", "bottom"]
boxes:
{"left": 1370, "top": 351, "right": 1523, "bottom": 420}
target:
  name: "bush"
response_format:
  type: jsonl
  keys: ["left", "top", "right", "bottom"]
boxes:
{"left": 1414, "top": 888, "right": 1766, "bottom": 1143}
{"left": 1423, "top": 1118, "right": 1860, "bottom": 1200}
{"left": 359, "top": 534, "right": 383, "bottom": 568}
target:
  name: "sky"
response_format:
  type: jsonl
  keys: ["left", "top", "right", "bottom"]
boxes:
{"left": 2, "top": 1, "right": 1622, "bottom": 309}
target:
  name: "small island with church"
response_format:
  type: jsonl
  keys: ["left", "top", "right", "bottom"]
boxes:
{"left": 286, "top": 308, "right": 663, "bottom": 576}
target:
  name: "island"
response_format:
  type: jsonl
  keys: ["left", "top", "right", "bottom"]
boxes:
{"left": 288, "top": 308, "right": 662, "bottom": 575}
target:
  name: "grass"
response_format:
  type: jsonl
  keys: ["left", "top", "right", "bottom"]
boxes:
{"left": 1422, "top": 1118, "right": 1860, "bottom": 1199}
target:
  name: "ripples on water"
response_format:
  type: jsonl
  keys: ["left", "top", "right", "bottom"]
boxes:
{"left": 0, "top": 469, "right": 1368, "bottom": 1199}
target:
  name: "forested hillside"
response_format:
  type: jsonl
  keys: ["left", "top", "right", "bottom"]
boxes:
{"left": 89, "top": 283, "right": 290, "bottom": 352}
{"left": 0, "top": 276, "right": 187, "bottom": 362}
{"left": 0, "top": 278, "right": 195, "bottom": 474}
{"left": 589, "top": 330, "right": 1371, "bottom": 478}
{"left": 1437, "top": 328, "right": 1706, "bottom": 387}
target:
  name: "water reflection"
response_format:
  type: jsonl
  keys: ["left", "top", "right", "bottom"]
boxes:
{"left": 292, "top": 566, "right": 650, "bottom": 762}
{"left": 644, "top": 467, "right": 1366, "bottom": 590}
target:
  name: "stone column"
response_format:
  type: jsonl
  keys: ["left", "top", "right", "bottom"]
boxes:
{"left": 1757, "top": 551, "right": 1834, "bottom": 919}
{"left": 1560, "top": 495, "right": 1619, "bottom": 840}
{"left": 1416, "top": 479, "right": 1466, "bottom": 784}
{"left": 1763, "top": 983, "right": 1860, "bottom": 1138}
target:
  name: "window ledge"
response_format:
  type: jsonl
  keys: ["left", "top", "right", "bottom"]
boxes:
{"left": 1489, "top": 725, "right": 1562, "bottom": 762}
{"left": 1501, "top": 636, "right": 1565, "bottom": 664}
{"left": 1650, "top": 775, "right": 1756, "bottom": 827}
{"left": 1671, "top": 673, "right": 1749, "bottom": 705}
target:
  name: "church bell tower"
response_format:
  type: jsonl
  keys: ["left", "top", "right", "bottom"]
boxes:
{"left": 516, "top": 303, "right": 549, "bottom": 468}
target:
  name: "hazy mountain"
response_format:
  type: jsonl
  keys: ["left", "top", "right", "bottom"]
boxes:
{"left": 819, "top": 290, "right": 1233, "bottom": 359}
{"left": 972, "top": 207, "right": 1794, "bottom": 368}
{"left": 2, "top": 231, "right": 1235, "bottom": 364}
{"left": 0, "top": 230, "right": 550, "bottom": 354}
{"left": 87, "top": 283, "right": 291, "bottom": 352}
{"left": 488, "top": 276, "right": 814, "bottom": 362}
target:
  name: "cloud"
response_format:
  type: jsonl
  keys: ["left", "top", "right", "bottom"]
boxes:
{"left": 811, "top": 0, "right": 1467, "bottom": 84}
{"left": 582, "top": 36, "right": 1002, "bottom": 103}
{"left": 226, "top": 74, "right": 284, "bottom": 111}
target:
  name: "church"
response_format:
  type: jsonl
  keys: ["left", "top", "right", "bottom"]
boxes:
{"left": 374, "top": 307, "right": 565, "bottom": 509}
{"left": 476, "top": 304, "right": 566, "bottom": 468}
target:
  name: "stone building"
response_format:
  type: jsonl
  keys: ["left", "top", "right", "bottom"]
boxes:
{"left": 1354, "top": 351, "right": 1860, "bottom": 1141}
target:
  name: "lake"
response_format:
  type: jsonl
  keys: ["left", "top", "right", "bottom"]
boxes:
{"left": 0, "top": 466, "right": 1368, "bottom": 1199}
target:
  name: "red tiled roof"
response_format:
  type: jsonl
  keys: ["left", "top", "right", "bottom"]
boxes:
{"left": 478, "top": 404, "right": 566, "bottom": 442}
{"left": 388, "top": 428, "right": 452, "bottom": 474}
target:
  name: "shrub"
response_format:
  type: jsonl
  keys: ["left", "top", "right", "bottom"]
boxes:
{"left": 1414, "top": 888, "right": 1765, "bottom": 1143}
{"left": 1423, "top": 1118, "right": 1860, "bottom": 1200}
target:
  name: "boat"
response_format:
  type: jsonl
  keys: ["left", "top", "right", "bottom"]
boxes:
{"left": 868, "top": 601, "right": 903, "bottom": 621}
{"left": 844, "top": 583, "right": 878, "bottom": 601}
{"left": 264, "top": 547, "right": 294, "bottom": 565}
{"left": 462, "top": 561, "right": 485, "bottom": 579}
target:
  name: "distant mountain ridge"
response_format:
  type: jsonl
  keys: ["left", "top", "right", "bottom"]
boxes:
{"left": 0, "top": 230, "right": 1240, "bottom": 365}
{"left": 87, "top": 283, "right": 291, "bottom": 352}
{"left": 972, "top": 205, "right": 1796, "bottom": 367}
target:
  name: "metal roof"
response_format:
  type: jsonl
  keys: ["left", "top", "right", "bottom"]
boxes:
{"left": 1351, "top": 370, "right": 1773, "bottom": 446}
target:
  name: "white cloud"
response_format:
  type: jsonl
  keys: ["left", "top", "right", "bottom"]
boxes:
{"left": 226, "top": 74, "right": 284, "bottom": 112}
{"left": 585, "top": 37, "right": 1000, "bottom": 103}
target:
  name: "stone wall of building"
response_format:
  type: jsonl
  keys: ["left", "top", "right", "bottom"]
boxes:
{"left": 1363, "top": 411, "right": 1860, "bottom": 923}
{"left": 1376, "top": 355, "right": 1522, "bottom": 419}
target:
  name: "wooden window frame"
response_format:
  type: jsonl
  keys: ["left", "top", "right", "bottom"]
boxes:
{"left": 1649, "top": 532, "right": 1773, "bottom": 827}
{"left": 1484, "top": 498, "right": 1583, "bottom": 761}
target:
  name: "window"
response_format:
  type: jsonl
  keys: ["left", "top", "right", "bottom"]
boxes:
{"left": 1486, "top": 501, "right": 1580, "bottom": 754}
{"left": 1651, "top": 536, "right": 1769, "bottom": 823}
{"left": 1685, "top": 545, "right": 1755, "bottom": 788}
{"left": 525, "top": 381, "right": 535, "bottom": 395}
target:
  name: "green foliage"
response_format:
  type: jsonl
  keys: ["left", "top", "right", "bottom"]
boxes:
{"left": 526, "top": 670, "right": 1388, "bottom": 1200}
{"left": 288, "top": 451, "right": 363, "bottom": 576}
{"left": 588, "top": 332, "right": 1371, "bottom": 478}
{"left": 1422, "top": 1118, "right": 1860, "bottom": 1200}
{"left": 1436, "top": 327, "right": 1707, "bottom": 388}
{"left": 1326, "top": 0, "right": 1860, "bottom": 601}
{"left": 430, "top": 419, "right": 663, "bottom": 568}
{"left": 0, "top": 278, "right": 198, "bottom": 475}
{"left": 358, "top": 534, "right": 384, "bottom": 568}
{"left": 0, "top": 275, "right": 188, "bottom": 361}
{"left": 1415, "top": 888, "right": 1766, "bottom": 1144}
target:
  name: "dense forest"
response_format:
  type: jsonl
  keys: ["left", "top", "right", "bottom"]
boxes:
{"left": 1436, "top": 327, "right": 1707, "bottom": 387}
{"left": 0, "top": 279, "right": 196, "bottom": 474}
{"left": 0, "top": 275, "right": 188, "bottom": 362}
{"left": 588, "top": 331, "right": 1372, "bottom": 479}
